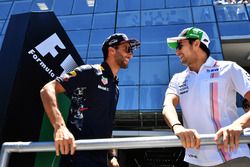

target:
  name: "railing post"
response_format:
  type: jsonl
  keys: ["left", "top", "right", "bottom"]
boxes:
{"left": 0, "top": 143, "right": 11, "bottom": 167}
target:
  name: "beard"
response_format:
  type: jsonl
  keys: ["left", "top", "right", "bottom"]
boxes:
{"left": 119, "top": 60, "right": 129, "bottom": 69}
{"left": 115, "top": 53, "right": 129, "bottom": 69}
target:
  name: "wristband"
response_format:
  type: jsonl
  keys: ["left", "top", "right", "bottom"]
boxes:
{"left": 108, "top": 154, "right": 118, "bottom": 160}
{"left": 171, "top": 123, "right": 182, "bottom": 130}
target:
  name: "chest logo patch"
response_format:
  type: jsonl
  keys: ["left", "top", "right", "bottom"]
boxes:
{"left": 101, "top": 76, "right": 108, "bottom": 85}
{"left": 206, "top": 67, "right": 219, "bottom": 74}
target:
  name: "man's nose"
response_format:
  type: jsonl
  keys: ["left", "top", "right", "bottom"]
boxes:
{"left": 128, "top": 52, "right": 133, "bottom": 58}
{"left": 176, "top": 49, "right": 181, "bottom": 56}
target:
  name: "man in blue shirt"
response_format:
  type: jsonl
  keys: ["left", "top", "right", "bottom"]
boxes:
{"left": 40, "top": 33, "right": 140, "bottom": 167}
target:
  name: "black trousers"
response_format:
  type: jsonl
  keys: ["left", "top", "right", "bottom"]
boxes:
{"left": 59, "top": 151, "right": 108, "bottom": 167}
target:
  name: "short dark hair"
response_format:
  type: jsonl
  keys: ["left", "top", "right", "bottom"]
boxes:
{"left": 188, "top": 38, "right": 210, "bottom": 57}
{"left": 102, "top": 47, "right": 109, "bottom": 61}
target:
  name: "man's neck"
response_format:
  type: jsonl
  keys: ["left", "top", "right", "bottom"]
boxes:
{"left": 106, "top": 60, "right": 119, "bottom": 77}
{"left": 189, "top": 55, "right": 208, "bottom": 73}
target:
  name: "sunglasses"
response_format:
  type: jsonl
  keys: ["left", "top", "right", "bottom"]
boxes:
{"left": 176, "top": 38, "right": 197, "bottom": 50}
{"left": 126, "top": 46, "right": 133, "bottom": 54}
{"left": 176, "top": 42, "right": 183, "bottom": 50}
{"left": 114, "top": 45, "right": 133, "bottom": 54}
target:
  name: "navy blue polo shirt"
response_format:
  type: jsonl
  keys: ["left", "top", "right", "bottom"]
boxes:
{"left": 56, "top": 62, "right": 119, "bottom": 166}
{"left": 56, "top": 62, "right": 119, "bottom": 139}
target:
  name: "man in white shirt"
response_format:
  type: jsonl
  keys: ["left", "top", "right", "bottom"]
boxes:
{"left": 242, "top": 99, "right": 250, "bottom": 135}
{"left": 162, "top": 27, "right": 250, "bottom": 166}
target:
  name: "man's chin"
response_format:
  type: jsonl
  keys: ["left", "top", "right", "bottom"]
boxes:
{"left": 120, "top": 64, "right": 128, "bottom": 69}
{"left": 121, "top": 66, "right": 128, "bottom": 69}
{"left": 180, "top": 60, "right": 186, "bottom": 65}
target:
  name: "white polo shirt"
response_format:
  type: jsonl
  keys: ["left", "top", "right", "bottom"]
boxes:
{"left": 165, "top": 57, "right": 250, "bottom": 166}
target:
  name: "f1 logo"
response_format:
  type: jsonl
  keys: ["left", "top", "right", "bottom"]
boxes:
{"left": 28, "top": 33, "right": 78, "bottom": 78}
{"left": 35, "top": 33, "right": 66, "bottom": 58}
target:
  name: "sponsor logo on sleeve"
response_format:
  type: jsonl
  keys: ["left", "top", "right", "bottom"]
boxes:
{"left": 245, "top": 72, "right": 250, "bottom": 81}
{"left": 179, "top": 80, "right": 189, "bottom": 95}
{"left": 62, "top": 70, "right": 77, "bottom": 82}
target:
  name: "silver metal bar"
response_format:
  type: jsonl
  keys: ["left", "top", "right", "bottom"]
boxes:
{"left": 1, "top": 134, "right": 250, "bottom": 167}
{"left": 0, "top": 144, "right": 10, "bottom": 167}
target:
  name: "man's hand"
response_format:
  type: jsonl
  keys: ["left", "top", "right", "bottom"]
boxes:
{"left": 173, "top": 125, "right": 200, "bottom": 149}
{"left": 214, "top": 123, "right": 243, "bottom": 152}
{"left": 54, "top": 126, "right": 76, "bottom": 156}
{"left": 108, "top": 157, "right": 120, "bottom": 167}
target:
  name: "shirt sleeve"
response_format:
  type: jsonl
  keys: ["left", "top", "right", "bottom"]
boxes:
{"left": 163, "top": 74, "right": 179, "bottom": 106}
{"left": 56, "top": 65, "right": 94, "bottom": 94}
{"left": 230, "top": 62, "right": 250, "bottom": 97}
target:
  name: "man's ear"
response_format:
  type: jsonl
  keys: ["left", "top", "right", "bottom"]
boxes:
{"left": 193, "top": 40, "right": 201, "bottom": 49}
{"left": 194, "top": 40, "right": 201, "bottom": 47}
{"left": 108, "top": 47, "right": 116, "bottom": 56}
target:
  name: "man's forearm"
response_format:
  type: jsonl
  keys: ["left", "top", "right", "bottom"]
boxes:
{"left": 40, "top": 82, "right": 66, "bottom": 130}
{"left": 233, "top": 112, "right": 250, "bottom": 129}
{"left": 162, "top": 105, "right": 181, "bottom": 129}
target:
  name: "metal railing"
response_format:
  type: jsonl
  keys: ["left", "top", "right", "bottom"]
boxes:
{"left": 1, "top": 134, "right": 250, "bottom": 167}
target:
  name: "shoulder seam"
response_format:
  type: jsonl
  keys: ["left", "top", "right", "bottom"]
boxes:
{"left": 90, "top": 64, "right": 103, "bottom": 76}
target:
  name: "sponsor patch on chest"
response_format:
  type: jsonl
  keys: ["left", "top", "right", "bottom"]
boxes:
{"left": 98, "top": 85, "right": 109, "bottom": 91}
{"left": 101, "top": 76, "right": 108, "bottom": 85}
{"left": 206, "top": 67, "right": 219, "bottom": 74}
